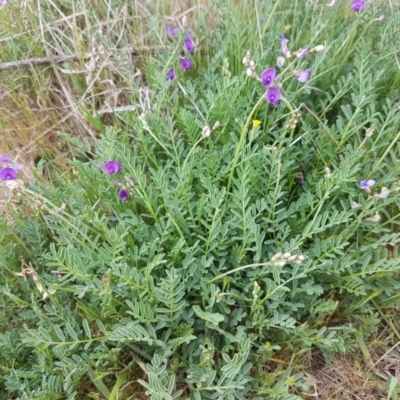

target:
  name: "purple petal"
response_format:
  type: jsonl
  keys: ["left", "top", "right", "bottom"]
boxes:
{"left": 118, "top": 189, "right": 129, "bottom": 202}
{"left": 180, "top": 58, "right": 192, "bottom": 71}
{"left": 266, "top": 87, "right": 281, "bottom": 106}
{"left": 351, "top": 0, "right": 365, "bottom": 12}
{"left": 0, "top": 167, "right": 17, "bottom": 181}
{"left": 295, "top": 48, "right": 309, "bottom": 59}
{"left": 261, "top": 68, "right": 276, "bottom": 86}
{"left": 280, "top": 34, "right": 290, "bottom": 55}
{"left": 360, "top": 179, "right": 375, "bottom": 190}
{"left": 184, "top": 39, "right": 195, "bottom": 54}
{"left": 167, "top": 68, "right": 175, "bottom": 81}
{"left": 185, "top": 30, "right": 193, "bottom": 40}
{"left": 167, "top": 26, "right": 175, "bottom": 36}
{"left": 103, "top": 161, "right": 122, "bottom": 175}
{"left": 296, "top": 69, "right": 311, "bottom": 83}
{"left": 0, "top": 154, "right": 11, "bottom": 163}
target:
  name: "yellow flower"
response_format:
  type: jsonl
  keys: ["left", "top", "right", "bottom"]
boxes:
{"left": 252, "top": 119, "right": 261, "bottom": 128}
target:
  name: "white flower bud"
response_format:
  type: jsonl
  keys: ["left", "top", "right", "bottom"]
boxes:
{"left": 212, "top": 121, "right": 220, "bottom": 130}
{"left": 276, "top": 56, "right": 285, "bottom": 68}
{"left": 202, "top": 125, "right": 211, "bottom": 137}
{"left": 282, "top": 252, "right": 291, "bottom": 259}
{"left": 351, "top": 201, "right": 362, "bottom": 209}
{"left": 246, "top": 67, "right": 253, "bottom": 77}
{"left": 276, "top": 260, "right": 286, "bottom": 267}
{"left": 374, "top": 187, "right": 390, "bottom": 199}
{"left": 271, "top": 252, "right": 283, "bottom": 262}
{"left": 365, "top": 212, "right": 381, "bottom": 222}
{"left": 288, "top": 255, "right": 298, "bottom": 262}
{"left": 310, "top": 45, "right": 325, "bottom": 53}
{"left": 365, "top": 127, "right": 374, "bottom": 137}
{"left": 325, "top": 167, "right": 331, "bottom": 177}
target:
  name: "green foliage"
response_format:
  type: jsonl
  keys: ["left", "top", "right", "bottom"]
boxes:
{"left": 1, "top": 0, "right": 400, "bottom": 398}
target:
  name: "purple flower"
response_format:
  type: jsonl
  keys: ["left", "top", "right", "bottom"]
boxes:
{"left": 0, "top": 154, "right": 10, "bottom": 163}
{"left": 167, "top": 26, "right": 180, "bottom": 36}
{"left": 167, "top": 68, "right": 175, "bottom": 81}
{"left": 266, "top": 87, "right": 281, "bottom": 106}
{"left": 0, "top": 167, "right": 17, "bottom": 181}
{"left": 296, "top": 69, "right": 311, "bottom": 83}
{"left": 186, "top": 30, "right": 193, "bottom": 40}
{"left": 295, "top": 48, "right": 309, "bottom": 59}
{"left": 360, "top": 179, "right": 375, "bottom": 190}
{"left": 0, "top": 0, "right": 7, "bottom": 6}
{"left": 103, "top": 161, "right": 122, "bottom": 175}
{"left": 351, "top": 0, "right": 365, "bottom": 12}
{"left": 280, "top": 35, "right": 290, "bottom": 56}
{"left": 184, "top": 38, "right": 195, "bottom": 54}
{"left": 118, "top": 189, "right": 129, "bottom": 202}
{"left": 180, "top": 58, "right": 192, "bottom": 71}
{"left": 261, "top": 68, "right": 276, "bottom": 86}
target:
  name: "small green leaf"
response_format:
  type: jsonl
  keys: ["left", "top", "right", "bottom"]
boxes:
{"left": 192, "top": 305, "right": 224, "bottom": 325}
{"left": 82, "top": 318, "right": 91, "bottom": 339}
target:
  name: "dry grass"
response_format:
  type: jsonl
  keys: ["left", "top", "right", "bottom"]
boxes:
{"left": 306, "top": 316, "right": 400, "bottom": 400}
{"left": 0, "top": 0, "right": 212, "bottom": 170}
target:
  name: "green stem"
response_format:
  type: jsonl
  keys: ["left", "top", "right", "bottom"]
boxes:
{"left": 254, "top": 0, "right": 282, "bottom": 56}
{"left": 207, "top": 262, "right": 272, "bottom": 284}
{"left": 227, "top": 94, "right": 265, "bottom": 192}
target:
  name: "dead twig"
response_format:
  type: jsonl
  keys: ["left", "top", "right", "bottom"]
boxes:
{"left": 0, "top": 45, "right": 165, "bottom": 71}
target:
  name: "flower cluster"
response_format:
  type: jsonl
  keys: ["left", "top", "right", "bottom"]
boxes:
{"left": 352, "top": 178, "right": 390, "bottom": 222}
{"left": 101, "top": 160, "right": 133, "bottom": 202}
{"left": 359, "top": 178, "right": 390, "bottom": 199}
{"left": 243, "top": 35, "right": 324, "bottom": 106}
{"left": 271, "top": 252, "right": 305, "bottom": 267}
{"left": 166, "top": 28, "right": 195, "bottom": 80}
{"left": 0, "top": 154, "right": 22, "bottom": 181}
{"left": 202, "top": 121, "right": 220, "bottom": 138}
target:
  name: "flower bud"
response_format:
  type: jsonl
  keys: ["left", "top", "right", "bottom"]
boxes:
{"left": 365, "top": 212, "right": 381, "bottom": 222}
{"left": 310, "top": 45, "right": 325, "bottom": 53}
{"left": 212, "top": 120, "right": 220, "bottom": 130}
{"left": 374, "top": 187, "right": 390, "bottom": 199}
{"left": 202, "top": 125, "right": 211, "bottom": 137}
{"left": 276, "top": 260, "right": 286, "bottom": 267}
{"left": 282, "top": 252, "right": 291, "bottom": 259}
{"left": 271, "top": 252, "right": 283, "bottom": 262}
{"left": 276, "top": 56, "right": 285, "bottom": 68}
{"left": 295, "top": 48, "right": 309, "bottom": 59}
